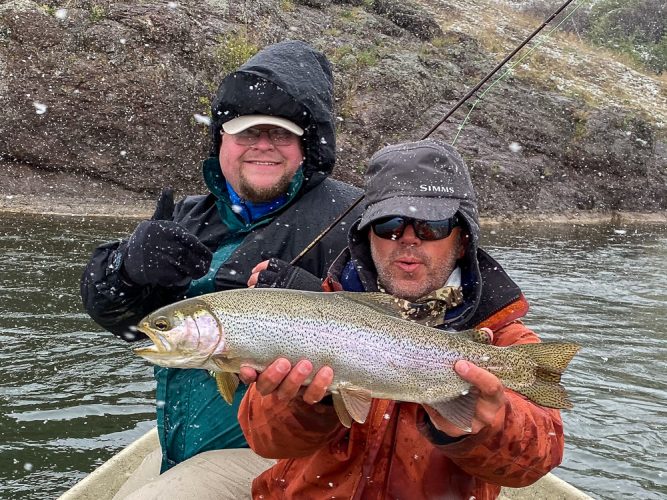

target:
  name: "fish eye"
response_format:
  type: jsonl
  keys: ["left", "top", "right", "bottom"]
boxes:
{"left": 153, "top": 317, "right": 171, "bottom": 331}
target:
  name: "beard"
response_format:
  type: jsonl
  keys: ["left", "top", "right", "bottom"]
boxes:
{"left": 372, "top": 244, "right": 461, "bottom": 302}
{"left": 237, "top": 170, "right": 295, "bottom": 202}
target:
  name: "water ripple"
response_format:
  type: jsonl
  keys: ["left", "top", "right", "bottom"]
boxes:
{"left": 1, "top": 215, "right": 666, "bottom": 499}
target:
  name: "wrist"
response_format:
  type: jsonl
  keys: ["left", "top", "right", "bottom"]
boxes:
{"left": 106, "top": 247, "right": 139, "bottom": 288}
{"left": 285, "top": 267, "right": 323, "bottom": 291}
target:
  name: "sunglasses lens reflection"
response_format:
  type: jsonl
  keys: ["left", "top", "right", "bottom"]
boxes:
{"left": 372, "top": 216, "right": 458, "bottom": 241}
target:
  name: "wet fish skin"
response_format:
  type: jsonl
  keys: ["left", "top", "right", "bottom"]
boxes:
{"left": 134, "top": 288, "right": 579, "bottom": 430}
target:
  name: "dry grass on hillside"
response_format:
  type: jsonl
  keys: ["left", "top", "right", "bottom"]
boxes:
{"left": 417, "top": 0, "right": 667, "bottom": 125}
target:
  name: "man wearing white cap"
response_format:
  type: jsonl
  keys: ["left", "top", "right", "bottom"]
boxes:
{"left": 219, "top": 114, "right": 305, "bottom": 204}
{"left": 81, "top": 40, "right": 362, "bottom": 482}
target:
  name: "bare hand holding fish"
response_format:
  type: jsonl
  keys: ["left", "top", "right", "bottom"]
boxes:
{"left": 424, "top": 359, "right": 507, "bottom": 437}
{"left": 241, "top": 358, "right": 334, "bottom": 405}
{"left": 247, "top": 355, "right": 508, "bottom": 437}
{"left": 242, "top": 327, "right": 507, "bottom": 437}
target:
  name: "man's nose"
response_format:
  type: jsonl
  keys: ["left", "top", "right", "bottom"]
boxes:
{"left": 252, "top": 132, "right": 275, "bottom": 150}
{"left": 399, "top": 224, "right": 421, "bottom": 246}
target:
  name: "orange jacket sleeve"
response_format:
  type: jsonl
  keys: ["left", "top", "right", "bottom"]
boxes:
{"left": 439, "top": 393, "right": 564, "bottom": 487}
{"left": 435, "top": 321, "right": 565, "bottom": 487}
{"left": 238, "top": 384, "right": 343, "bottom": 459}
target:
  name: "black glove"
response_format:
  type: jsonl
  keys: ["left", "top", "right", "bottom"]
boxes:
{"left": 119, "top": 188, "right": 213, "bottom": 288}
{"left": 256, "top": 258, "right": 323, "bottom": 292}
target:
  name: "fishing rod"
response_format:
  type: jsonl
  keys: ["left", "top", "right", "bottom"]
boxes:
{"left": 291, "top": 0, "right": 579, "bottom": 266}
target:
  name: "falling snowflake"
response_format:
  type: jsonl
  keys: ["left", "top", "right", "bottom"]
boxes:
{"left": 33, "top": 102, "right": 47, "bottom": 115}
{"left": 194, "top": 114, "right": 211, "bottom": 126}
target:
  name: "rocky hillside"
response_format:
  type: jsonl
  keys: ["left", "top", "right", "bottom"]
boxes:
{"left": 0, "top": 0, "right": 665, "bottom": 218}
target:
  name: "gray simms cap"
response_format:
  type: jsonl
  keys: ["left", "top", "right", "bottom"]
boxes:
{"left": 358, "top": 139, "right": 477, "bottom": 229}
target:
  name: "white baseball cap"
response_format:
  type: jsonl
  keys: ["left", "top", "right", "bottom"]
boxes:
{"left": 221, "top": 114, "right": 304, "bottom": 136}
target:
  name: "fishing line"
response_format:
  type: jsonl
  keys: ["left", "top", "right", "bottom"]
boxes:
{"left": 291, "top": 0, "right": 583, "bottom": 266}
{"left": 451, "top": 0, "right": 590, "bottom": 146}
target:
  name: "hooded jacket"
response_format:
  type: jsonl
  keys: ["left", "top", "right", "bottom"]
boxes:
{"left": 80, "top": 40, "right": 362, "bottom": 471}
{"left": 238, "top": 214, "right": 565, "bottom": 499}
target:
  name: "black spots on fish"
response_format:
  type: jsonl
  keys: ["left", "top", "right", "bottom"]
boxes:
{"left": 469, "top": 329, "right": 493, "bottom": 345}
{"left": 521, "top": 380, "right": 573, "bottom": 409}
{"left": 509, "top": 342, "right": 580, "bottom": 409}
{"left": 536, "top": 366, "right": 562, "bottom": 383}
{"left": 518, "top": 342, "right": 580, "bottom": 374}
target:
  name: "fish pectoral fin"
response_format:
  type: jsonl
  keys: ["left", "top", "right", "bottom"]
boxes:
{"left": 332, "top": 393, "right": 353, "bottom": 428}
{"left": 214, "top": 372, "right": 240, "bottom": 405}
{"left": 428, "top": 391, "right": 478, "bottom": 433}
{"left": 338, "top": 386, "right": 372, "bottom": 425}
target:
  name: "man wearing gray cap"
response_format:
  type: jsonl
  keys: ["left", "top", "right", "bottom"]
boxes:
{"left": 239, "top": 139, "right": 565, "bottom": 499}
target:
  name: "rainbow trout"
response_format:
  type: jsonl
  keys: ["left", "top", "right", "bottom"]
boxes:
{"left": 134, "top": 288, "right": 579, "bottom": 430}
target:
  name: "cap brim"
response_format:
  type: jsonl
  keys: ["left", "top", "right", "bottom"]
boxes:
{"left": 222, "top": 114, "right": 304, "bottom": 136}
{"left": 359, "top": 196, "right": 460, "bottom": 229}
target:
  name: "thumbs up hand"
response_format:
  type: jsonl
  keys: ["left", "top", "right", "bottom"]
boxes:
{"left": 119, "top": 188, "right": 213, "bottom": 288}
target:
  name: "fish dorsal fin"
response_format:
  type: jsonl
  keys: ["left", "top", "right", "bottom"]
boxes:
{"left": 334, "top": 291, "right": 455, "bottom": 327}
{"left": 427, "top": 390, "right": 478, "bottom": 433}
{"left": 453, "top": 328, "right": 493, "bottom": 345}
{"left": 332, "top": 393, "right": 353, "bottom": 428}
{"left": 334, "top": 292, "right": 407, "bottom": 319}
{"left": 338, "top": 384, "right": 373, "bottom": 424}
{"left": 214, "top": 372, "right": 240, "bottom": 405}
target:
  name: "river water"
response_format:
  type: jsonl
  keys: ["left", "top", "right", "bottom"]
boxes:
{"left": 0, "top": 213, "right": 665, "bottom": 499}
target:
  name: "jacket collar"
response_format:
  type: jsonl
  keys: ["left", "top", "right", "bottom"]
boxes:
{"left": 202, "top": 156, "right": 303, "bottom": 229}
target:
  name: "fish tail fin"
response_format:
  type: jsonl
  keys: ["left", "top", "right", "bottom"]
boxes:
{"left": 510, "top": 342, "right": 580, "bottom": 409}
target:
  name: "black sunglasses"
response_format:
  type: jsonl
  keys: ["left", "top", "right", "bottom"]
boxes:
{"left": 371, "top": 215, "right": 460, "bottom": 241}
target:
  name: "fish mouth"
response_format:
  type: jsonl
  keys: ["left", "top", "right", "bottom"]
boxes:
{"left": 133, "top": 324, "right": 169, "bottom": 356}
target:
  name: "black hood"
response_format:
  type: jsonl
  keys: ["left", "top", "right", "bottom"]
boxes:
{"left": 209, "top": 40, "right": 336, "bottom": 191}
